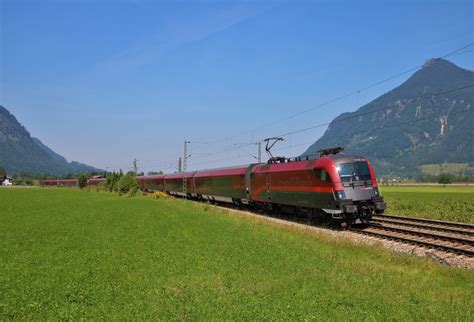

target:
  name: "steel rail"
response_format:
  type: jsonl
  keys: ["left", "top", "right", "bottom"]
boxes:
{"left": 367, "top": 223, "right": 474, "bottom": 246}
{"left": 374, "top": 214, "right": 474, "bottom": 229}
{"left": 351, "top": 226, "right": 474, "bottom": 257}
{"left": 371, "top": 218, "right": 474, "bottom": 237}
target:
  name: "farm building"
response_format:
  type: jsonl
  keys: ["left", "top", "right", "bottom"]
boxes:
{"left": 1, "top": 176, "right": 13, "bottom": 186}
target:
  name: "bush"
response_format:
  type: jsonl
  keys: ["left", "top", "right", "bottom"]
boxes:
{"left": 96, "top": 181, "right": 108, "bottom": 192}
{"left": 106, "top": 171, "right": 123, "bottom": 192}
{"left": 77, "top": 174, "right": 88, "bottom": 189}
{"left": 116, "top": 173, "right": 139, "bottom": 196}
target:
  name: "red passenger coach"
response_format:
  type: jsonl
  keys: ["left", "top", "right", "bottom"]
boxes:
{"left": 164, "top": 172, "right": 196, "bottom": 197}
{"left": 39, "top": 179, "right": 78, "bottom": 187}
{"left": 137, "top": 175, "right": 165, "bottom": 192}
{"left": 193, "top": 165, "right": 248, "bottom": 203}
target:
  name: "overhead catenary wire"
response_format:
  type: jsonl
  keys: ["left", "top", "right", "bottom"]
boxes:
{"left": 181, "top": 83, "right": 474, "bottom": 164}
{"left": 144, "top": 82, "right": 473, "bottom": 171}
{"left": 138, "top": 43, "right": 474, "bottom": 171}
{"left": 273, "top": 83, "right": 474, "bottom": 139}
{"left": 190, "top": 141, "right": 257, "bottom": 161}
{"left": 194, "top": 107, "right": 474, "bottom": 167}
{"left": 200, "top": 43, "right": 474, "bottom": 145}
{"left": 152, "top": 106, "right": 474, "bottom": 171}
{"left": 143, "top": 108, "right": 474, "bottom": 172}
{"left": 299, "top": 107, "right": 474, "bottom": 158}
{"left": 165, "top": 43, "right": 474, "bottom": 162}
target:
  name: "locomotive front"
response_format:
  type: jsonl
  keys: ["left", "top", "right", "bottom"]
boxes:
{"left": 330, "top": 155, "right": 386, "bottom": 224}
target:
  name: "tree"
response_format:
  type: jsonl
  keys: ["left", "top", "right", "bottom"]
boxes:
{"left": 106, "top": 171, "right": 123, "bottom": 192}
{"left": 438, "top": 173, "right": 452, "bottom": 186}
{"left": 77, "top": 174, "right": 88, "bottom": 189}
{"left": 116, "top": 173, "right": 139, "bottom": 195}
{"left": 0, "top": 166, "right": 6, "bottom": 179}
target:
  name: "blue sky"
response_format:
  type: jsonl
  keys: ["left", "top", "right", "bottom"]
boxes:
{"left": 1, "top": 0, "right": 473, "bottom": 173}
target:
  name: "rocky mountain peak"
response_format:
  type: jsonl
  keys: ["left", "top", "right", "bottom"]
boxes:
{"left": 0, "top": 105, "right": 103, "bottom": 174}
{"left": 423, "top": 58, "right": 439, "bottom": 68}
{"left": 304, "top": 59, "right": 474, "bottom": 177}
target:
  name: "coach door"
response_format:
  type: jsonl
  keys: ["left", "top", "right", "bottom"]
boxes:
{"left": 244, "top": 164, "right": 260, "bottom": 202}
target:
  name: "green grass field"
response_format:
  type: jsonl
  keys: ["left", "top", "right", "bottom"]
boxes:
{"left": 381, "top": 185, "right": 474, "bottom": 223}
{"left": 1, "top": 188, "right": 473, "bottom": 319}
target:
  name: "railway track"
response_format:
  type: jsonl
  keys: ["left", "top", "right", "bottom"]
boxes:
{"left": 373, "top": 214, "right": 474, "bottom": 235}
{"left": 352, "top": 215, "right": 474, "bottom": 257}
{"left": 181, "top": 196, "right": 474, "bottom": 258}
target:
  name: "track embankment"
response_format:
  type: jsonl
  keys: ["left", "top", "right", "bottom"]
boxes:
{"left": 211, "top": 204, "right": 474, "bottom": 269}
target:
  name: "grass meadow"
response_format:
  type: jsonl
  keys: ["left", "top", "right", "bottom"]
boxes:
{"left": 381, "top": 185, "right": 474, "bottom": 223}
{"left": 1, "top": 188, "right": 473, "bottom": 320}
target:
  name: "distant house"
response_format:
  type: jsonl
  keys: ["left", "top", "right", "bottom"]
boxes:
{"left": 1, "top": 176, "right": 13, "bottom": 186}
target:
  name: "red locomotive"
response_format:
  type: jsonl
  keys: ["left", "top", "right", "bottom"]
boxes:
{"left": 138, "top": 148, "right": 386, "bottom": 225}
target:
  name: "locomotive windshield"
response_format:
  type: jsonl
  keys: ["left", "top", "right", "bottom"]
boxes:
{"left": 337, "top": 161, "right": 372, "bottom": 182}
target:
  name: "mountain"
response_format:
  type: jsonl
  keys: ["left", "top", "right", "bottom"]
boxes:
{"left": 304, "top": 59, "right": 474, "bottom": 177}
{"left": 0, "top": 105, "right": 103, "bottom": 175}
{"left": 32, "top": 137, "right": 69, "bottom": 164}
{"left": 32, "top": 137, "right": 101, "bottom": 173}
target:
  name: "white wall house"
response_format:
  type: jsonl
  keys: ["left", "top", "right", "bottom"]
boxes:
{"left": 1, "top": 177, "right": 13, "bottom": 186}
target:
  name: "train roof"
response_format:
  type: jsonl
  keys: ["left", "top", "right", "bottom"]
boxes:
{"left": 300, "top": 152, "right": 368, "bottom": 163}
{"left": 197, "top": 164, "right": 252, "bottom": 171}
{"left": 253, "top": 157, "right": 335, "bottom": 173}
{"left": 164, "top": 171, "right": 196, "bottom": 179}
{"left": 329, "top": 154, "right": 368, "bottom": 163}
{"left": 155, "top": 164, "right": 259, "bottom": 179}
{"left": 136, "top": 175, "right": 165, "bottom": 180}
{"left": 194, "top": 164, "right": 251, "bottom": 177}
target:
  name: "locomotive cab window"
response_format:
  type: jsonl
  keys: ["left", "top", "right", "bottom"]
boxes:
{"left": 314, "top": 169, "right": 332, "bottom": 182}
{"left": 336, "top": 161, "right": 372, "bottom": 182}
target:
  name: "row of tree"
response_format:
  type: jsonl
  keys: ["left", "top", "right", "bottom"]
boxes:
{"left": 416, "top": 173, "right": 474, "bottom": 184}
{"left": 380, "top": 173, "right": 474, "bottom": 185}
{"left": 0, "top": 167, "right": 7, "bottom": 184}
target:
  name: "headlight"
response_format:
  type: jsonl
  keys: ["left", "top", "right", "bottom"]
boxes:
{"left": 374, "top": 187, "right": 380, "bottom": 196}
{"left": 336, "top": 190, "right": 346, "bottom": 200}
